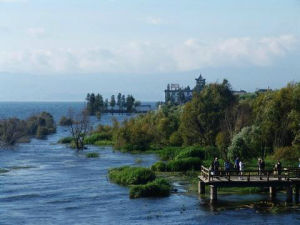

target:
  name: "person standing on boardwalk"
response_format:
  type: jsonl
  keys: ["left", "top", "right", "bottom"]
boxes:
{"left": 239, "top": 160, "right": 244, "bottom": 180}
{"left": 213, "top": 157, "right": 220, "bottom": 176}
{"left": 234, "top": 157, "right": 240, "bottom": 174}
{"left": 258, "top": 158, "right": 265, "bottom": 180}
{"left": 275, "top": 160, "right": 282, "bottom": 176}
{"left": 224, "top": 160, "right": 230, "bottom": 177}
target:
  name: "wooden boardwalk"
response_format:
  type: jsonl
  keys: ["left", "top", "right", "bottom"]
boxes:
{"left": 198, "top": 166, "right": 300, "bottom": 202}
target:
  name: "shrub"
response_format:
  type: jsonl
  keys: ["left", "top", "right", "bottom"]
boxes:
{"left": 272, "top": 146, "right": 300, "bottom": 161}
{"left": 202, "top": 146, "right": 219, "bottom": 160}
{"left": 36, "top": 126, "right": 49, "bottom": 139}
{"left": 58, "top": 136, "right": 74, "bottom": 144}
{"left": 169, "top": 131, "right": 183, "bottom": 146}
{"left": 94, "top": 140, "right": 114, "bottom": 146}
{"left": 158, "top": 147, "right": 182, "bottom": 160}
{"left": 175, "top": 146, "right": 205, "bottom": 160}
{"left": 59, "top": 116, "right": 73, "bottom": 126}
{"left": 108, "top": 166, "right": 156, "bottom": 186}
{"left": 84, "top": 132, "right": 112, "bottom": 145}
{"left": 129, "top": 178, "right": 171, "bottom": 198}
{"left": 166, "top": 157, "right": 202, "bottom": 172}
{"left": 27, "top": 112, "right": 56, "bottom": 136}
{"left": 86, "top": 152, "right": 99, "bottom": 158}
{"left": 151, "top": 161, "right": 167, "bottom": 172}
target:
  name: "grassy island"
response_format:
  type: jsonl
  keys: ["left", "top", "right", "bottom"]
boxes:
{"left": 108, "top": 166, "right": 171, "bottom": 198}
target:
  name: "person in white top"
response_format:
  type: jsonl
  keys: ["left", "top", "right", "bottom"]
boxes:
{"left": 239, "top": 161, "right": 244, "bottom": 180}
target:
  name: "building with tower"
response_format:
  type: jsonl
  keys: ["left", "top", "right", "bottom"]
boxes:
{"left": 164, "top": 74, "right": 206, "bottom": 104}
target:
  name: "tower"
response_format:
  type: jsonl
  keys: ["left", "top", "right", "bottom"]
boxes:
{"left": 194, "top": 74, "right": 206, "bottom": 92}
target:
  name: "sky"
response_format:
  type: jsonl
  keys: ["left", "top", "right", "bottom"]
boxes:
{"left": 0, "top": 0, "right": 300, "bottom": 101}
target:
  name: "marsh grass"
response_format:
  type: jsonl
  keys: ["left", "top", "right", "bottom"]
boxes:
{"left": 108, "top": 166, "right": 156, "bottom": 186}
{"left": 129, "top": 178, "right": 171, "bottom": 198}
{"left": 58, "top": 136, "right": 73, "bottom": 144}
{"left": 86, "top": 152, "right": 99, "bottom": 158}
{"left": 94, "top": 140, "right": 114, "bottom": 146}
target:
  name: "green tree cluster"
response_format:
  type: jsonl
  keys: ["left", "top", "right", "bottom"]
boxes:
{"left": 0, "top": 112, "right": 56, "bottom": 145}
{"left": 110, "top": 81, "right": 300, "bottom": 162}
{"left": 86, "top": 92, "right": 140, "bottom": 115}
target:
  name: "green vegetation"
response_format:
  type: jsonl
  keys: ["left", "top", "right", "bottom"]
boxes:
{"left": 0, "top": 112, "right": 56, "bottom": 146}
{"left": 111, "top": 80, "right": 299, "bottom": 165}
{"left": 86, "top": 152, "right": 99, "bottom": 158}
{"left": 108, "top": 166, "right": 171, "bottom": 198}
{"left": 94, "top": 140, "right": 114, "bottom": 146}
{"left": 151, "top": 158, "right": 201, "bottom": 172}
{"left": 59, "top": 116, "right": 73, "bottom": 126}
{"left": 129, "top": 178, "right": 171, "bottom": 198}
{"left": 108, "top": 166, "right": 156, "bottom": 186}
{"left": 83, "top": 125, "right": 114, "bottom": 146}
{"left": 58, "top": 136, "right": 73, "bottom": 144}
{"left": 86, "top": 92, "right": 141, "bottom": 115}
{"left": 84, "top": 132, "right": 112, "bottom": 145}
{"left": 104, "top": 80, "right": 300, "bottom": 197}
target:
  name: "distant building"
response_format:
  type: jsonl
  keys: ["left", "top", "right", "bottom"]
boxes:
{"left": 164, "top": 74, "right": 206, "bottom": 104}
{"left": 233, "top": 90, "right": 247, "bottom": 96}
{"left": 256, "top": 88, "right": 272, "bottom": 94}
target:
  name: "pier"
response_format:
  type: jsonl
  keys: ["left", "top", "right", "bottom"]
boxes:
{"left": 198, "top": 166, "right": 300, "bottom": 202}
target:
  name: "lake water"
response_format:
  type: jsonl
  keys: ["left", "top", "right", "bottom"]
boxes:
{"left": 0, "top": 102, "right": 299, "bottom": 225}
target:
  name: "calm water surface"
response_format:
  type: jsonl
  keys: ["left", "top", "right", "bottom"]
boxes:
{"left": 0, "top": 102, "right": 299, "bottom": 225}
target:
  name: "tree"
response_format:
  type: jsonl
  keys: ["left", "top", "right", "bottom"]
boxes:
{"left": 252, "top": 83, "right": 300, "bottom": 151}
{"left": 0, "top": 118, "right": 26, "bottom": 146}
{"left": 104, "top": 98, "right": 109, "bottom": 111}
{"left": 121, "top": 95, "right": 126, "bottom": 110}
{"left": 215, "top": 131, "right": 230, "bottom": 160}
{"left": 180, "top": 80, "right": 236, "bottom": 146}
{"left": 126, "top": 95, "right": 135, "bottom": 112}
{"left": 110, "top": 95, "right": 116, "bottom": 110}
{"left": 95, "top": 94, "right": 104, "bottom": 112}
{"left": 227, "top": 125, "right": 263, "bottom": 160}
{"left": 68, "top": 109, "right": 90, "bottom": 150}
{"left": 117, "top": 93, "right": 122, "bottom": 111}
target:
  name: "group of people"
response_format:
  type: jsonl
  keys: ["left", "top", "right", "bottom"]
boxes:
{"left": 209, "top": 157, "right": 283, "bottom": 180}
{"left": 210, "top": 157, "right": 244, "bottom": 175}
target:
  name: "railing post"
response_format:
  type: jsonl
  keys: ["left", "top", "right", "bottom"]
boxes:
{"left": 267, "top": 171, "right": 269, "bottom": 182}
{"left": 208, "top": 170, "right": 211, "bottom": 182}
{"left": 247, "top": 172, "right": 250, "bottom": 182}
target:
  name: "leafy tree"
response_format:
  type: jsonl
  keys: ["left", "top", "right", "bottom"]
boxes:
{"left": 95, "top": 94, "right": 104, "bottom": 112}
{"left": 104, "top": 98, "right": 109, "bottom": 110}
{"left": 126, "top": 95, "right": 135, "bottom": 112}
{"left": 110, "top": 95, "right": 116, "bottom": 109}
{"left": 227, "top": 125, "right": 263, "bottom": 160}
{"left": 180, "top": 80, "right": 236, "bottom": 146}
{"left": 117, "top": 93, "right": 122, "bottom": 111}
{"left": 121, "top": 95, "right": 126, "bottom": 110}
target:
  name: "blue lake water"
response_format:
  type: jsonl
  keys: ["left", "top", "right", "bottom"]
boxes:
{"left": 0, "top": 102, "right": 299, "bottom": 225}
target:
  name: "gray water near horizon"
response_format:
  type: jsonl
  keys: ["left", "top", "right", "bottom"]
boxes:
{"left": 0, "top": 102, "right": 299, "bottom": 225}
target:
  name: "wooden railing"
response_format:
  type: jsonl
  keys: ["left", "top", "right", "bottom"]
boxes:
{"left": 200, "top": 166, "right": 300, "bottom": 182}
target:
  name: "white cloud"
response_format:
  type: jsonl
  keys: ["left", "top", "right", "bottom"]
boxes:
{"left": 0, "top": 35, "right": 297, "bottom": 74}
{"left": 26, "top": 27, "right": 46, "bottom": 38}
{"left": 146, "top": 17, "right": 165, "bottom": 25}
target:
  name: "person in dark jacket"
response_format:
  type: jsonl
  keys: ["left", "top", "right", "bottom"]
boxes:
{"left": 234, "top": 157, "right": 240, "bottom": 174}
{"left": 224, "top": 160, "right": 231, "bottom": 176}
{"left": 213, "top": 157, "right": 220, "bottom": 176}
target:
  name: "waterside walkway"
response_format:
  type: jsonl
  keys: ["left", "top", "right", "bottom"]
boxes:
{"left": 198, "top": 166, "right": 300, "bottom": 202}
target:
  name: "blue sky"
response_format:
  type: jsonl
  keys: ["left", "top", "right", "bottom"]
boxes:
{"left": 0, "top": 0, "right": 300, "bottom": 101}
